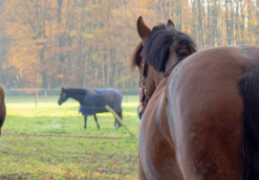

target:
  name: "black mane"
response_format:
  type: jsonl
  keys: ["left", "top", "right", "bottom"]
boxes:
{"left": 63, "top": 88, "right": 86, "bottom": 95}
{"left": 143, "top": 24, "right": 197, "bottom": 72}
{"left": 131, "top": 42, "right": 143, "bottom": 71}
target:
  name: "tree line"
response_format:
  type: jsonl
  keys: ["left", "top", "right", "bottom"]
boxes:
{"left": 0, "top": 0, "right": 258, "bottom": 89}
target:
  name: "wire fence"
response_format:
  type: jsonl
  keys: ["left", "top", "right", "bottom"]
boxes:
{"left": 4, "top": 88, "right": 139, "bottom": 97}
{"left": 4, "top": 88, "right": 140, "bottom": 108}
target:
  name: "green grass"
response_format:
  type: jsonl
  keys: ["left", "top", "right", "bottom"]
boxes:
{"left": 0, "top": 96, "right": 140, "bottom": 180}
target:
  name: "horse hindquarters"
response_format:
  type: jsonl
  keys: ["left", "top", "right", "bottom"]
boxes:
{"left": 165, "top": 47, "right": 258, "bottom": 180}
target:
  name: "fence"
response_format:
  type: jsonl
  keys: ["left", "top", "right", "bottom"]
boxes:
{"left": 4, "top": 88, "right": 140, "bottom": 107}
{"left": 4, "top": 88, "right": 139, "bottom": 97}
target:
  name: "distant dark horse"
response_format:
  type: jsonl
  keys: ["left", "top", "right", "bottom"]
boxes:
{"left": 0, "top": 84, "right": 6, "bottom": 137}
{"left": 58, "top": 87, "right": 123, "bottom": 130}
{"left": 132, "top": 17, "right": 258, "bottom": 180}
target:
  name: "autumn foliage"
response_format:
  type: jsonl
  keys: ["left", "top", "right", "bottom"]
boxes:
{"left": 0, "top": 0, "right": 258, "bottom": 88}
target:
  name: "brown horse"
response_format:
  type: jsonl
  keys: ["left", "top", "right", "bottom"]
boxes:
{"left": 131, "top": 17, "right": 259, "bottom": 180}
{"left": 0, "top": 84, "right": 6, "bottom": 137}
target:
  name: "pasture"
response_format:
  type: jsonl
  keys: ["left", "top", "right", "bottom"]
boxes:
{"left": 0, "top": 96, "right": 140, "bottom": 180}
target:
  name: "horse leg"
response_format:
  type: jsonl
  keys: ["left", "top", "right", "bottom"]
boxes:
{"left": 113, "top": 118, "right": 117, "bottom": 130}
{"left": 113, "top": 110, "right": 122, "bottom": 129}
{"left": 117, "top": 110, "right": 122, "bottom": 128}
{"left": 93, "top": 114, "right": 100, "bottom": 130}
{"left": 84, "top": 116, "right": 87, "bottom": 129}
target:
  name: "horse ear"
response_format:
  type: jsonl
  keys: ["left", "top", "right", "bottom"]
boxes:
{"left": 167, "top": 19, "right": 175, "bottom": 29}
{"left": 137, "top": 16, "right": 151, "bottom": 41}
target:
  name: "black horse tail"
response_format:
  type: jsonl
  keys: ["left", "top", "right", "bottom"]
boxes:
{"left": 239, "top": 69, "right": 259, "bottom": 180}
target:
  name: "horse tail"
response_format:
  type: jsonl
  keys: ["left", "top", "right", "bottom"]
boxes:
{"left": 239, "top": 69, "right": 259, "bottom": 180}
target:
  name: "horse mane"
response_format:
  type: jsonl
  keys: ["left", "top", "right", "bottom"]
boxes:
{"left": 130, "top": 42, "right": 143, "bottom": 71}
{"left": 143, "top": 24, "right": 197, "bottom": 72}
{"left": 63, "top": 88, "right": 86, "bottom": 95}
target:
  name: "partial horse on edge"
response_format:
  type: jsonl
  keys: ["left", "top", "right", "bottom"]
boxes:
{"left": 58, "top": 87, "right": 123, "bottom": 130}
{"left": 131, "top": 17, "right": 259, "bottom": 180}
{"left": 0, "top": 84, "right": 6, "bottom": 137}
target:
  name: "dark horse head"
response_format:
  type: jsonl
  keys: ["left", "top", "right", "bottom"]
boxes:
{"left": 0, "top": 84, "right": 6, "bottom": 137}
{"left": 58, "top": 87, "right": 69, "bottom": 105}
{"left": 131, "top": 17, "right": 197, "bottom": 119}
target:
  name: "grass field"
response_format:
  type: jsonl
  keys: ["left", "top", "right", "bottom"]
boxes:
{"left": 0, "top": 96, "right": 140, "bottom": 180}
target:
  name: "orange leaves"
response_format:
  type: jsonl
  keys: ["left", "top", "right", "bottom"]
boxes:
{"left": 1, "top": 0, "right": 258, "bottom": 88}
{"left": 45, "top": 176, "right": 53, "bottom": 180}
{"left": 57, "top": 74, "right": 64, "bottom": 79}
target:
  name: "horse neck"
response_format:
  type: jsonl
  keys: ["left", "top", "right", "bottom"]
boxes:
{"left": 144, "top": 68, "right": 166, "bottom": 103}
{"left": 64, "top": 89, "right": 86, "bottom": 104}
{"left": 150, "top": 67, "right": 166, "bottom": 88}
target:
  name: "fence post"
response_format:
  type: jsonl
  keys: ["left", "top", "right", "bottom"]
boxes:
{"left": 45, "top": 90, "right": 47, "bottom": 102}
{"left": 125, "top": 88, "right": 128, "bottom": 102}
{"left": 35, "top": 88, "right": 38, "bottom": 108}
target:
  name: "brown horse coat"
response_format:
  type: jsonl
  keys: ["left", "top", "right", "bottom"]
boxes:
{"left": 134, "top": 17, "right": 259, "bottom": 180}
{"left": 165, "top": 46, "right": 258, "bottom": 180}
{"left": 138, "top": 77, "right": 184, "bottom": 180}
{"left": 0, "top": 84, "right": 6, "bottom": 137}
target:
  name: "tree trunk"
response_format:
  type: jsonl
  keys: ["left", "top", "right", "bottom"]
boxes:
{"left": 207, "top": 0, "right": 214, "bottom": 47}
{"left": 214, "top": 0, "right": 219, "bottom": 46}
{"left": 41, "top": 0, "right": 47, "bottom": 88}
{"left": 191, "top": 0, "right": 198, "bottom": 46}
{"left": 239, "top": 0, "right": 245, "bottom": 45}
{"left": 225, "top": 0, "right": 233, "bottom": 44}
{"left": 57, "top": 0, "right": 65, "bottom": 87}
{"left": 197, "top": 0, "right": 204, "bottom": 49}
{"left": 235, "top": 0, "right": 239, "bottom": 45}
{"left": 176, "top": 0, "right": 182, "bottom": 30}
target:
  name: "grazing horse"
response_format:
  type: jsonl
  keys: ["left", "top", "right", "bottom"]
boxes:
{"left": 58, "top": 87, "right": 123, "bottom": 129}
{"left": 131, "top": 17, "right": 259, "bottom": 180}
{"left": 0, "top": 84, "right": 6, "bottom": 137}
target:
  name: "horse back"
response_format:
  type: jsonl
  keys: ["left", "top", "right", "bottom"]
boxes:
{"left": 165, "top": 46, "right": 258, "bottom": 180}
{"left": 80, "top": 88, "right": 123, "bottom": 115}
